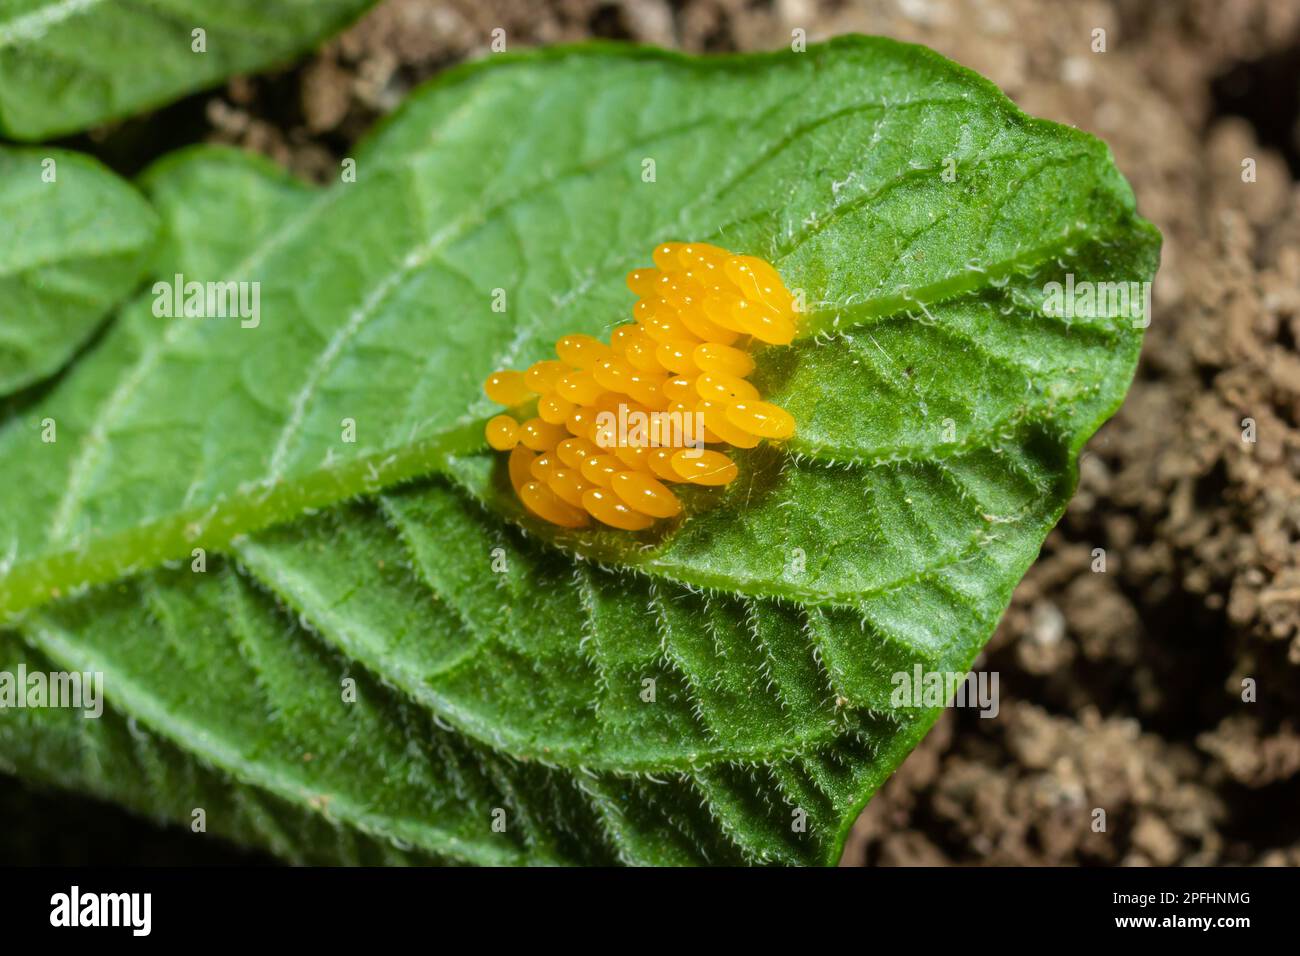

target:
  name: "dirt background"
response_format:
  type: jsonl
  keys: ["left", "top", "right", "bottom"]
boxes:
{"left": 9, "top": 0, "right": 1300, "bottom": 866}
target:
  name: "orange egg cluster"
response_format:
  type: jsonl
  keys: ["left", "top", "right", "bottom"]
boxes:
{"left": 482, "top": 241, "right": 798, "bottom": 530}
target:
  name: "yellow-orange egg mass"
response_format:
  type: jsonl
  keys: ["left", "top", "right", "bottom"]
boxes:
{"left": 482, "top": 242, "right": 798, "bottom": 529}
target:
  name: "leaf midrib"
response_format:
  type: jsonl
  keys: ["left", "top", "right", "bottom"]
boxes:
{"left": 0, "top": 213, "right": 1112, "bottom": 620}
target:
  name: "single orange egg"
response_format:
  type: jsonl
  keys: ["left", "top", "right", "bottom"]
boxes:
{"left": 670, "top": 449, "right": 738, "bottom": 486}
{"left": 726, "top": 400, "right": 796, "bottom": 440}
{"left": 485, "top": 415, "right": 520, "bottom": 451}
{"left": 524, "top": 359, "right": 567, "bottom": 393}
{"left": 555, "top": 333, "right": 612, "bottom": 369}
{"left": 484, "top": 369, "right": 533, "bottom": 406}
{"left": 520, "top": 480, "right": 589, "bottom": 528}
{"left": 611, "top": 470, "right": 682, "bottom": 518}
{"left": 582, "top": 486, "right": 655, "bottom": 530}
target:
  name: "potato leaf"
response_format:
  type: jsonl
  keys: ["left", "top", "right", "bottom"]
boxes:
{"left": 0, "top": 40, "right": 1160, "bottom": 865}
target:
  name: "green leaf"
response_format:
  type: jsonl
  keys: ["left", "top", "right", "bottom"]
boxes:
{"left": 0, "top": 39, "right": 1160, "bottom": 865}
{"left": 0, "top": 147, "right": 156, "bottom": 396}
{"left": 0, "top": 0, "right": 378, "bottom": 140}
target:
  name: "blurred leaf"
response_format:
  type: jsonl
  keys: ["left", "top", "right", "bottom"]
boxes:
{"left": 0, "top": 0, "right": 378, "bottom": 140}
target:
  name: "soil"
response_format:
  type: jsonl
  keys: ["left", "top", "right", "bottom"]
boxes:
{"left": 12, "top": 0, "right": 1300, "bottom": 866}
